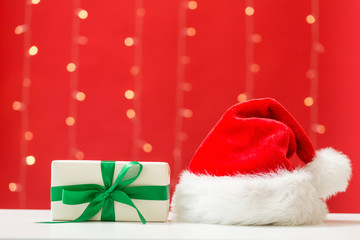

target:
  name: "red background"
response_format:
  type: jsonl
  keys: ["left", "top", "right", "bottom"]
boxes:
{"left": 1, "top": 0, "right": 359, "bottom": 212}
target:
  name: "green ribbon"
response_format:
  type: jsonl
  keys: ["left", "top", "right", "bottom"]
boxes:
{"left": 51, "top": 161, "right": 170, "bottom": 224}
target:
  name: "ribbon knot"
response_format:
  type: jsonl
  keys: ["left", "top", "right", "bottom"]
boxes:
{"left": 103, "top": 190, "right": 111, "bottom": 199}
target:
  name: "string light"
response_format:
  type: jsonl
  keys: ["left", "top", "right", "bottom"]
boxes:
{"left": 304, "top": 97, "right": 314, "bottom": 106}
{"left": 23, "top": 78, "right": 31, "bottom": 87}
{"left": 126, "top": 109, "right": 136, "bottom": 119}
{"left": 124, "top": 37, "right": 134, "bottom": 46}
{"left": 306, "top": 69, "right": 317, "bottom": 79}
{"left": 173, "top": 0, "right": 193, "bottom": 178}
{"left": 250, "top": 63, "right": 260, "bottom": 73}
{"left": 186, "top": 27, "right": 196, "bottom": 36}
{"left": 315, "top": 124, "right": 326, "bottom": 134}
{"left": 245, "top": 6, "right": 255, "bottom": 16}
{"left": 130, "top": 0, "right": 146, "bottom": 161}
{"left": 251, "top": 34, "right": 262, "bottom": 43}
{"left": 74, "top": 91, "right": 86, "bottom": 101}
{"left": 12, "top": 101, "right": 23, "bottom": 111}
{"left": 237, "top": 93, "right": 248, "bottom": 102}
{"left": 306, "top": 14, "right": 316, "bottom": 24}
{"left": 18, "top": 0, "right": 34, "bottom": 208}
{"left": 130, "top": 66, "right": 140, "bottom": 75}
{"left": 25, "top": 155, "right": 36, "bottom": 165}
{"left": 188, "top": 1, "right": 197, "bottom": 10}
{"left": 182, "top": 82, "right": 192, "bottom": 92}
{"left": 66, "top": 63, "right": 76, "bottom": 72}
{"left": 136, "top": 8, "right": 146, "bottom": 17}
{"left": 242, "top": 0, "right": 256, "bottom": 101}
{"left": 77, "top": 36, "right": 88, "bottom": 45}
{"left": 14, "top": 25, "right": 26, "bottom": 35}
{"left": 315, "top": 42, "right": 325, "bottom": 53}
{"left": 142, "top": 143, "right": 153, "bottom": 153}
{"left": 75, "top": 151, "right": 84, "bottom": 160}
{"left": 9, "top": 183, "right": 17, "bottom": 192}
{"left": 124, "top": 90, "right": 135, "bottom": 99}
{"left": 67, "top": 1, "right": 83, "bottom": 159}
{"left": 182, "top": 109, "right": 193, "bottom": 118}
{"left": 66, "top": 116, "right": 75, "bottom": 126}
{"left": 307, "top": 0, "right": 323, "bottom": 146}
{"left": 28, "top": 46, "right": 38, "bottom": 56}
{"left": 77, "top": 9, "right": 88, "bottom": 19}
{"left": 24, "top": 131, "right": 33, "bottom": 141}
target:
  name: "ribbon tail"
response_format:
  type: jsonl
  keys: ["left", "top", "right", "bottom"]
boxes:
{"left": 41, "top": 196, "right": 105, "bottom": 224}
{"left": 111, "top": 191, "right": 146, "bottom": 224}
{"left": 101, "top": 198, "right": 115, "bottom": 221}
{"left": 69, "top": 194, "right": 106, "bottom": 222}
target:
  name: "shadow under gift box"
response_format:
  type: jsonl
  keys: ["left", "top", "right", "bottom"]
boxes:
{"left": 51, "top": 160, "right": 170, "bottom": 222}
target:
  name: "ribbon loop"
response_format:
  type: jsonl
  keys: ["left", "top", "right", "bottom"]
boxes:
{"left": 109, "top": 161, "right": 143, "bottom": 192}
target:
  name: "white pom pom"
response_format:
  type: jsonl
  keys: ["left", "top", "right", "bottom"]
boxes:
{"left": 305, "top": 147, "right": 352, "bottom": 199}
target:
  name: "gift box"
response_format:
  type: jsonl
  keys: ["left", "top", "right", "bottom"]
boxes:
{"left": 51, "top": 160, "right": 170, "bottom": 223}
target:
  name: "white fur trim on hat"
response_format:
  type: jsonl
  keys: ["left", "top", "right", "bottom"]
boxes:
{"left": 171, "top": 148, "right": 351, "bottom": 225}
{"left": 304, "top": 147, "right": 352, "bottom": 199}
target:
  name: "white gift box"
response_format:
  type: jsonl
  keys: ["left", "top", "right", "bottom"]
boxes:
{"left": 51, "top": 160, "right": 170, "bottom": 222}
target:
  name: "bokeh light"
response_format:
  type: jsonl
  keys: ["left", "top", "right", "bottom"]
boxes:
{"left": 66, "top": 116, "right": 76, "bottom": 126}
{"left": 78, "top": 9, "right": 88, "bottom": 19}
{"left": 126, "top": 109, "right": 136, "bottom": 119}
{"left": 306, "top": 14, "right": 315, "bottom": 24}
{"left": 29, "top": 46, "right": 38, "bottom": 56}
{"left": 26, "top": 155, "right": 36, "bottom": 165}
{"left": 143, "top": 143, "right": 153, "bottom": 153}
{"left": 245, "top": 7, "right": 255, "bottom": 16}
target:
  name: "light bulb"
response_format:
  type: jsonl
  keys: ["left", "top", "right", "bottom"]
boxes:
{"left": 26, "top": 155, "right": 36, "bottom": 165}
{"left": 125, "top": 90, "right": 135, "bottom": 99}
{"left": 66, "top": 116, "right": 75, "bottom": 126}
{"left": 188, "top": 1, "right": 198, "bottom": 10}
{"left": 78, "top": 9, "right": 88, "bottom": 19}
{"left": 306, "top": 14, "right": 315, "bottom": 24}
{"left": 245, "top": 7, "right": 254, "bottom": 16}
{"left": 9, "top": 183, "right": 17, "bottom": 192}
{"left": 126, "top": 109, "right": 136, "bottom": 119}
{"left": 29, "top": 46, "right": 38, "bottom": 56}
{"left": 237, "top": 93, "right": 247, "bottom": 102}
{"left": 67, "top": 63, "right": 76, "bottom": 72}
{"left": 304, "top": 97, "right": 314, "bottom": 107}
{"left": 143, "top": 143, "right": 152, "bottom": 153}
{"left": 124, "top": 37, "right": 134, "bottom": 46}
{"left": 186, "top": 27, "right": 196, "bottom": 37}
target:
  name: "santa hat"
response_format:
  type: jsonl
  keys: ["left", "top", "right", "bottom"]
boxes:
{"left": 171, "top": 98, "right": 351, "bottom": 225}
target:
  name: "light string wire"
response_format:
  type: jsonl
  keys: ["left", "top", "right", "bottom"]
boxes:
{"left": 308, "top": 0, "right": 320, "bottom": 147}
{"left": 132, "top": 0, "right": 145, "bottom": 161}
{"left": 19, "top": 0, "right": 34, "bottom": 208}
{"left": 244, "top": 0, "right": 255, "bottom": 100}
{"left": 173, "top": 0, "right": 188, "bottom": 179}
{"left": 68, "top": 0, "right": 81, "bottom": 159}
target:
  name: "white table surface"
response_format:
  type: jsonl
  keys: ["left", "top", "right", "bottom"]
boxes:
{"left": 0, "top": 210, "right": 360, "bottom": 240}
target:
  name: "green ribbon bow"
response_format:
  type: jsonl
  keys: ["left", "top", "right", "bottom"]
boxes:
{"left": 51, "top": 161, "right": 170, "bottom": 224}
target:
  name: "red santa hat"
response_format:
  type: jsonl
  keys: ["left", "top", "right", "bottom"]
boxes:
{"left": 171, "top": 98, "right": 351, "bottom": 225}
